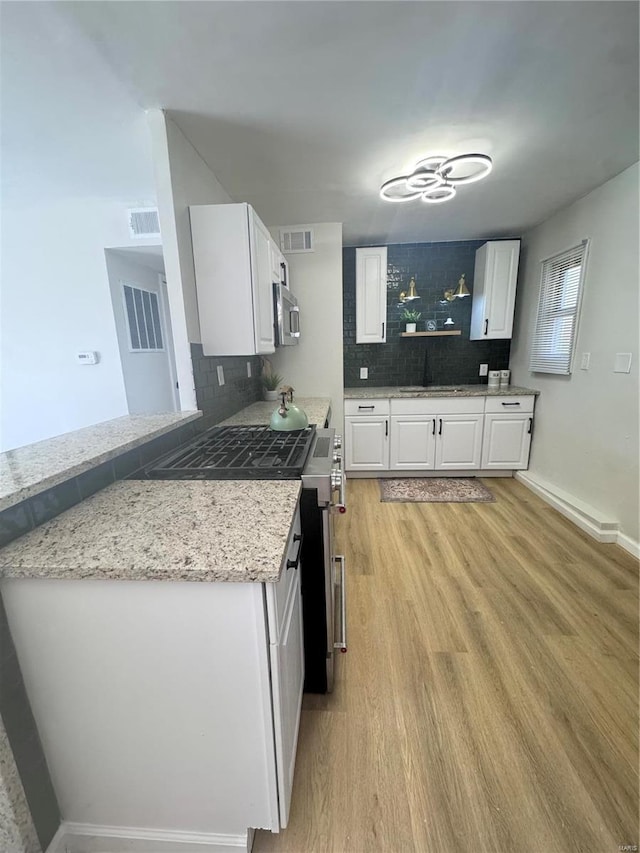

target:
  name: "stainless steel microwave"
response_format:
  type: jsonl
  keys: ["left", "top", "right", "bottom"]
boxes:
{"left": 274, "top": 283, "right": 300, "bottom": 347}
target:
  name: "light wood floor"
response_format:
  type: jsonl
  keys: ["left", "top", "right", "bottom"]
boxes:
{"left": 254, "top": 478, "right": 639, "bottom": 853}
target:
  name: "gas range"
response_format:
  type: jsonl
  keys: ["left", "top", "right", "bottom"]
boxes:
{"left": 141, "top": 424, "right": 317, "bottom": 481}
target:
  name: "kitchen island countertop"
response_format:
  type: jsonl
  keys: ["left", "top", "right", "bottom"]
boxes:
{"left": 344, "top": 384, "right": 539, "bottom": 399}
{"left": 0, "top": 411, "right": 202, "bottom": 512}
{"left": 0, "top": 479, "right": 301, "bottom": 583}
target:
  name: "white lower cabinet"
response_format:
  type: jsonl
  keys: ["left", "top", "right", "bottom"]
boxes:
{"left": 390, "top": 415, "right": 436, "bottom": 469}
{"left": 481, "top": 413, "right": 533, "bottom": 469}
{"left": 2, "top": 510, "right": 306, "bottom": 845}
{"left": 269, "top": 572, "right": 304, "bottom": 828}
{"left": 435, "top": 414, "right": 484, "bottom": 470}
{"left": 346, "top": 394, "right": 535, "bottom": 474}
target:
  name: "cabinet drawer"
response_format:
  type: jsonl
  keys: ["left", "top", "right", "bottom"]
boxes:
{"left": 267, "top": 507, "right": 302, "bottom": 641}
{"left": 391, "top": 397, "right": 484, "bottom": 415}
{"left": 344, "top": 398, "right": 390, "bottom": 416}
{"left": 485, "top": 396, "right": 535, "bottom": 413}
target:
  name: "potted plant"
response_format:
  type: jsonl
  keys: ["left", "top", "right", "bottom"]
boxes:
{"left": 261, "top": 371, "right": 284, "bottom": 401}
{"left": 401, "top": 309, "right": 422, "bottom": 334}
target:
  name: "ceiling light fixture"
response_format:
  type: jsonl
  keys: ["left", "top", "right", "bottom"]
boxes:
{"left": 380, "top": 153, "right": 493, "bottom": 204}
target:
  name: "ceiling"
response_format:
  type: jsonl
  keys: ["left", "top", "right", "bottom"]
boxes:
{"left": 3, "top": 1, "right": 639, "bottom": 245}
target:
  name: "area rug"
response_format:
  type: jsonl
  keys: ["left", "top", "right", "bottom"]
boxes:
{"left": 379, "top": 478, "right": 495, "bottom": 503}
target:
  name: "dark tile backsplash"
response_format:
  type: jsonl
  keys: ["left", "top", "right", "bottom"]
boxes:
{"left": 343, "top": 241, "right": 515, "bottom": 387}
{"left": 190, "top": 344, "right": 263, "bottom": 430}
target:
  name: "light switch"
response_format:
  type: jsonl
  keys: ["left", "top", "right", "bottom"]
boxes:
{"left": 613, "top": 353, "right": 632, "bottom": 373}
{"left": 360, "top": 367, "right": 368, "bottom": 380}
{"left": 580, "top": 352, "right": 590, "bottom": 370}
{"left": 216, "top": 365, "right": 225, "bottom": 386}
{"left": 246, "top": 361, "right": 252, "bottom": 378}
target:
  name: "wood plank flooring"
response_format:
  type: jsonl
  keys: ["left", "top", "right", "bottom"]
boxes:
{"left": 254, "top": 478, "right": 639, "bottom": 853}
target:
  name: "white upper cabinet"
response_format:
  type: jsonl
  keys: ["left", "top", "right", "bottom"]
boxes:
{"left": 190, "top": 203, "right": 276, "bottom": 356}
{"left": 356, "top": 247, "right": 387, "bottom": 343}
{"left": 470, "top": 240, "right": 520, "bottom": 340}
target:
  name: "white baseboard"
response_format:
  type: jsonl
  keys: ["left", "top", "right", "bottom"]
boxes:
{"left": 515, "top": 471, "right": 639, "bottom": 558}
{"left": 47, "top": 821, "right": 254, "bottom": 853}
{"left": 616, "top": 531, "right": 640, "bottom": 559}
{"left": 347, "top": 470, "right": 514, "bottom": 479}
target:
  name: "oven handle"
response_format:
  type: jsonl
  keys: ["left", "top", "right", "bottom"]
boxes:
{"left": 334, "top": 554, "right": 347, "bottom": 653}
{"left": 333, "top": 459, "right": 347, "bottom": 513}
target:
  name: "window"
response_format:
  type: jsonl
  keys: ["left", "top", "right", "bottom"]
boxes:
{"left": 122, "top": 283, "right": 164, "bottom": 352}
{"left": 529, "top": 240, "right": 588, "bottom": 374}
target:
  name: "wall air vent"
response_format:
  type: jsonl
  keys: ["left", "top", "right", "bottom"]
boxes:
{"left": 279, "top": 226, "right": 314, "bottom": 254}
{"left": 127, "top": 207, "right": 161, "bottom": 239}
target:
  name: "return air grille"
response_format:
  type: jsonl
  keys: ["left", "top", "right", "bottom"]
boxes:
{"left": 279, "top": 226, "right": 314, "bottom": 254}
{"left": 128, "top": 207, "right": 161, "bottom": 239}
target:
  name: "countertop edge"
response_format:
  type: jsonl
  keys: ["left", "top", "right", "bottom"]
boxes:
{"left": 344, "top": 386, "right": 540, "bottom": 399}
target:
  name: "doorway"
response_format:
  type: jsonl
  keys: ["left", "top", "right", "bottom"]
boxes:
{"left": 105, "top": 246, "right": 179, "bottom": 414}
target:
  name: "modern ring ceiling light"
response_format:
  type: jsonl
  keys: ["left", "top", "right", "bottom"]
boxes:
{"left": 380, "top": 153, "right": 493, "bottom": 204}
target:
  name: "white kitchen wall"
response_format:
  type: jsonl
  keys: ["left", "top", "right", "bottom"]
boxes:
{"left": 510, "top": 162, "right": 639, "bottom": 550}
{"left": 268, "top": 223, "right": 344, "bottom": 428}
{"left": 0, "top": 198, "right": 161, "bottom": 451}
{"left": 147, "top": 110, "right": 233, "bottom": 412}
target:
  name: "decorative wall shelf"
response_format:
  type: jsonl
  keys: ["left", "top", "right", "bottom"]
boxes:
{"left": 401, "top": 330, "right": 462, "bottom": 338}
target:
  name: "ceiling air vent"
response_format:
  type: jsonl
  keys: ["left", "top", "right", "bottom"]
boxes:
{"left": 127, "top": 207, "right": 161, "bottom": 239}
{"left": 279, "top": 226, "right": 314, "bottom": 254}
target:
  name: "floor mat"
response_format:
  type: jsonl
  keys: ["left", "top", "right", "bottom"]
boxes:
{"left": 379, "top": 477, "right": 495, "bottom": 503}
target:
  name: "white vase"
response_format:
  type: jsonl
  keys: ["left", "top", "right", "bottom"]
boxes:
{"left": 263, "top": 389, "right": 279, "bottom": 401}
{"left": 405, "top": 323, "right": 417, "bottom": 334}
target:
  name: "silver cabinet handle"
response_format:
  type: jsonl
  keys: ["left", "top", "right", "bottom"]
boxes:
{"left": 334, "top": 554, "right": 347, "bottom": 653}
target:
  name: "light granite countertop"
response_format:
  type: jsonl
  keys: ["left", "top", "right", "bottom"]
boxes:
{"left": 0, "top": 412, "right": 202, "bottom": 512}
{"left": 220, "top": 397, "right": 332, "bottom": 428}
{"left": 344, "top": 385, "right": 539, "bottom": 399}
{"left": 0, "top": 479, "right": 302, "bottom": 583}
{"left": 0, "top": 721, "right": 41, "bottom": 853}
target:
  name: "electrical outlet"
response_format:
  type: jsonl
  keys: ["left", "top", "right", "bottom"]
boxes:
{"left": 479, "top": 363, "right": 488, "bottom": 376}
{"left": 580, "top": 352, "right": 591, "bottom": 370}
{"left": 216, "top": 365, "right": 225, "bottom": 386}
{"left": 360, "top": 367, "right": 368, "bottom": 380}
{"left": 246, "top": 361, "right": 252, "bottom": 378}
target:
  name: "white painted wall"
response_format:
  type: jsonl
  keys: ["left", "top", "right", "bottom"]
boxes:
{"left": 105, "top": 250, "right": 177, "bottom": 415}
{"left": 268, "top": 224, "right": 344, "bottom": 428}
{"left": 510, "top": 162, "right": 639, "bottom": 545}
{"left": 147, "top": 110, "right": 233, "bottom": 412}
{"left": 0, "top": 198, "right": 161, "bottom": 451}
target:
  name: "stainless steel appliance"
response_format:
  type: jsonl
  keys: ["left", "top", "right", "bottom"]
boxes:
{"left": 273, "top": 283, "right": 300, "bottom": 347}
{"left": 137, "top": 423, "right": 346, "bottom": 693}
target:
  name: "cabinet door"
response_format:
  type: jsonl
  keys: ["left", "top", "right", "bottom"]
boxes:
{"left": 481, "top": 413, "right": 532, "bottom": 469}
{"left": 269, "top": 573, "right": 304, "bottom": 828}
{"left": 390, "top": 415, "right": 436, "bottom": 469}
{"left": 470, "top": 240, "right": 520, "bottom": 340}
{"left": 250, "top": 214, "right": 276, "bottom": 354}
{"left": 435, "top": 414, "right": 484, "bottom": 469}
{"left": 345, "top": 416, "right": 389, "bottom": 470}
{"left": 356, "top": 247, "right": 387, "bottom": 343}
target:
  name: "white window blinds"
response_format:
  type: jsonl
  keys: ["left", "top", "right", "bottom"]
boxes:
{"left": 529, "top": 240, "right": 588, "bottom": 374}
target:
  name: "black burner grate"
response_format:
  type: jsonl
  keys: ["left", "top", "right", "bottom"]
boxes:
{"left": 144, "top": 425, "right": 316, "bottom": 480}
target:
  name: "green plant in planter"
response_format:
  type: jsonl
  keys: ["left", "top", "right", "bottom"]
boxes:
{"left": 261, "top": 372, "right": 284, "bottom": 391}
{"left": 401, "top": 309, "right": 422, "bottom": 323}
